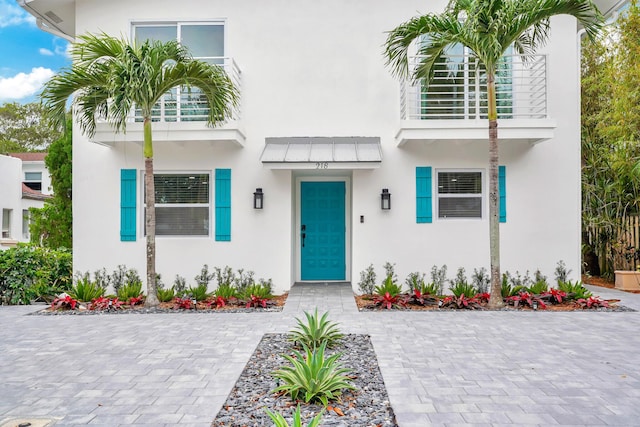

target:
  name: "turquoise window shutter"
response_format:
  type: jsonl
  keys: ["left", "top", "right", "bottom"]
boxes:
{"left": 120, "top": 169, "right": 137, "bottom": 241}
{"left": 416, "top": 166, "right": 432, "bottom": 223}
{"left": 499, "top": 165, "right": 506, "bottom": 223}
{"left": 215, "top": 169, "right": 231, "bottom": 241}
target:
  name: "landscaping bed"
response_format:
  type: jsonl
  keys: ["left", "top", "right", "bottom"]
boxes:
{"left": 354, "top": 294, "right": 631, "bottom": 311}
{"left": 212, "top": 333, "right": 397, "bottom": 427}
{"left": 31, "top": 293, "right": 288, "bottom": 315}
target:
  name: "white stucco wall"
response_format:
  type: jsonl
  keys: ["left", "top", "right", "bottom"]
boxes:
{"left": 0, "top": 155, "right": 25, "bottom": 247}
{"left": 71, "top": 1, "right": 582, "bottom": 294}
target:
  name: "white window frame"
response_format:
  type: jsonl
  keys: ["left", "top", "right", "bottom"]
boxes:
{"left": 131, "top": 20, "right": 226, "bottom": 62}
{"left": 131, "top": 21, "right": 227, "bottom": 122}
{"left": 24, "top": 171, "right": 43, "bottom": 191}
{"left": 2, "top": 209, "right": 12, "bottom": 239}
{"left": 436, "top": 169, "right": 484, "bottom": 220}
{"left": 22, "top": 210, "right": 30, "bottom": 240}
{"left": 141, "top": 170, "right": 211, "bottom": 238}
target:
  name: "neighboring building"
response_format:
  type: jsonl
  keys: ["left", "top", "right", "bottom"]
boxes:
{"left": 20, "top": 0, "right": 610, "bottom": 293}
{"left": 0, "top": 153, "right": 51, "bottom": 248}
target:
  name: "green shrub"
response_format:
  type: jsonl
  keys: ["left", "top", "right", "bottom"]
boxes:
{"left": 405, "top": 272, "right": 426, "bottom": 292}
{"left": 93, "top": 268, "right": 111, "bottom": 291}
{"left": 527, "top": 279, "right": 549, "bottom": 295}
{"left": 272, "top": 341, "right": 355, "bottom": 406}
{"left": 239, "top": 283, "right": 272, "bottom": 300}
{"left": 157, "top": 287, "right": 175, "bottom": 303}
{"left": 173, "top": 275, "right": 187, "bottom": 296}
{"left": 110, "top": 265, "right": 128, "bottom": 295}
{"left": 117, "top": 281, "right": 143, "bottom": 300}
{"left": 555, "top": 260, "right": 572, "bottom": 285}
{"left": 215, "top": 282, "right": 237, "bottom": 299}
{"left": 471, "top": 267, "right": 490, "bottom": 294}
{"left": 558, "top": 280, "right": 592, "bottom": 300}
{"left": 358, "top": 264, "right": 376, "bottom": 294}
{"left": 70, "top": 275, "right": 105, "bottom": 302}
{"left": 29, "top": 279, "right": 60, "bottom": 303}
{"left": 449, "top": 281, "right": 477, "bottom": 298}
{"left": 430, "top": 264, "right": 448, "bottom": 295}
{"left": 374, "top": 276, "right": 403, "bottom": 297}
{"left": 195, "top": 264, "right": 215, "bottom": 287}
{"left": 187, "top": 283, "right": 210, "bottom": 301}
{"left": 449, "top": 268, "right": 477, "bottom": 297}
{"left": 265, "top": 405, "right": 323, "bottom": 427}
{"left": 416, "top": 282, "right": 441, "bottom": 296}
{"left": 0, "top": 245, "right": 72, "bottom": 305}
{"left": 501, "top": 273, "right": 525, "bottom": 298}
{"left": 233, "top": 268, "right": 254, "bottom": 295}
{"left": 289, "top": 309, "right": 343, "bottom": 349}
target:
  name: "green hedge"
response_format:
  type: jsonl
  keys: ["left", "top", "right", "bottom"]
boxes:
{"left": 0, "top": 244, "right": 72, "bottom": 305}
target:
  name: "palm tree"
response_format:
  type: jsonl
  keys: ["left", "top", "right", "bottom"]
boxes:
{"left": 385, "top": 0, "right": 603, "bottom": 308}
{"left": 41, "top": 33, "right": 238, "bottom": 307}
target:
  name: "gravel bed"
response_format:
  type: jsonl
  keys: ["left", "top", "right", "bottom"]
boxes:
{"left": 213, "top": 333, "right": 397, "bottom": 427}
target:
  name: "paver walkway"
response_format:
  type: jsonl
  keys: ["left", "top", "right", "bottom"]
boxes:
{"left": 1, "top": 283, "right": 640, "bottom": 427}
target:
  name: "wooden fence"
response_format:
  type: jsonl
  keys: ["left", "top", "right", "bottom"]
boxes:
{"left": 586, "top": 215, "right": 640, "bottom": 274}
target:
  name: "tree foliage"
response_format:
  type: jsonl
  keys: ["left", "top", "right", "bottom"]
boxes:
{"left": 385, "top": 0, "right": 602, "bottom": 307}
{"left": 582, "top": 3, "right": 640, "bottom": 275}
{"left": 40, "top": 33, "right": 238, "bottom": 307}
{"left": 29, "top": 119, "right": 73, "bottom": 249}
{"left": 0, "top": 102, "right": 61, "bottom": 153}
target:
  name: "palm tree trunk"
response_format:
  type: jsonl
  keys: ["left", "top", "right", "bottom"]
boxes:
{"left": 143, "top": 117, "right": 160, "bottom": 307}
{"left": 487, "top": 71, "right": 504, "bottom": 309}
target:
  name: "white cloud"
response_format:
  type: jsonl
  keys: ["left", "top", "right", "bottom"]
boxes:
{"left": 54, "top": 40, "right": 71, "bottom": 58}
{"left": 0, "top": 0, "right": 36, "bottom": 28}
{"left": 0, "top": 67, "right": 55, "bottom": 101}
{"left": 39, "top": 48, "right": 54, "bottom": 56}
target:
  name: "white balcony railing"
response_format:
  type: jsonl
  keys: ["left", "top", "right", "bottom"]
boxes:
{"left": 401, "top": 54, "right": 547, "bottom": 120}
{"left": 133, "top": 57, "right": 242, "bottom": 122}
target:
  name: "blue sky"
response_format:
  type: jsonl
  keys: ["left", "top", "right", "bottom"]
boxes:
{"left": 0, "top": 0, "right": 70, "bottom": 103}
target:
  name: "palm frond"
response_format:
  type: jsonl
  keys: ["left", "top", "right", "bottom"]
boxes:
{"left": 39, "top": 32, "right": 239, "bottom": 137}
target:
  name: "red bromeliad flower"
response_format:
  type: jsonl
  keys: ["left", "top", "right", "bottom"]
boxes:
{"left": 210, "top": 296, "right": 226, "bottom": 309}
{"left": 541, "top": 288, "right": 567, "bottom": 304}
{"left": 51, "top": 295, "right": 78, "bottom": 310}
{"left": 577, "top": 296, "right": 609, "bottom": 309}
{"left": 373, "top": 292, "right": 407, "bottom": 309}
{"left": 246, "top": 295, "right": 267, "bottom": 308}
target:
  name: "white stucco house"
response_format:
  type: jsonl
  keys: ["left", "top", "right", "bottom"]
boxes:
{"left": 20, "top": 0, "right": 617, "bottom": 294}
{"left": 0, "top": 153, "right": 51, "bottom": 248}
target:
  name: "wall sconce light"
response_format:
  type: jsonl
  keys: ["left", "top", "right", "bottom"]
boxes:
{"left": 381, "top": 188, "right": 391, "bottom": 210}
{"left": 253, "top": 188, "right": 264, "bottom": 209}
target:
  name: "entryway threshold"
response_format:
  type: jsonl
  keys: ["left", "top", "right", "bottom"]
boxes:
{"left": 283, "top": 282, "right": 358, "bottom": 314}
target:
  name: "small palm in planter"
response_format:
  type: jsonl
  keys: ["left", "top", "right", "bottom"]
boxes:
{"left": 265, "top": 405, "right": 323, "bottom": 427}
{"left": 289, "top": 309, "right": 343, "bottom": 349}
{"left": 272, "top": 341, "right": 355, "bottom": 406}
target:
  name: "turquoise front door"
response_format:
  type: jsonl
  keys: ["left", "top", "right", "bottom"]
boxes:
{"left": 301, "top": 181, "right": 346, "bottom": 281}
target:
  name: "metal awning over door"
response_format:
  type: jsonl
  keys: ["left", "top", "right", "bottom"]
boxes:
{"left": 260, "top": 137, "right": 382, "bottom": 169}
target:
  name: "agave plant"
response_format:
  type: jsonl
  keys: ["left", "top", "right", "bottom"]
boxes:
{"left": 289, "top": 309, "right": 343, "bottom": 349}
{"left": 264, "top": 405, "right": 323, "bottom": 427}
{"left": 272, "top": 341, "right": 355, "bottom": 406}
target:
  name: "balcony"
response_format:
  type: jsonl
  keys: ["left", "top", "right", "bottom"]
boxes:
{"left": 92, "top": 58, "right": 245, "bottom": 147}
{"left": 396, "top": 54, "right": 556, "bottom": 146}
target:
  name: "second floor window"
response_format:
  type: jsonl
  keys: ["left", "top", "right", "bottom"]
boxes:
{"left": 134, "top": 22, "right": 224, "bottom": 64}
{"left": 133, "top": 22, "right": 226, "bottom": 122}
{"left": 24, "top": 171, "right": 42, "bottom": 191}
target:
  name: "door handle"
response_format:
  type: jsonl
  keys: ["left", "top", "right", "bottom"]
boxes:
{"left": 301, "top": 225, "right": 306, "bottom": 248}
